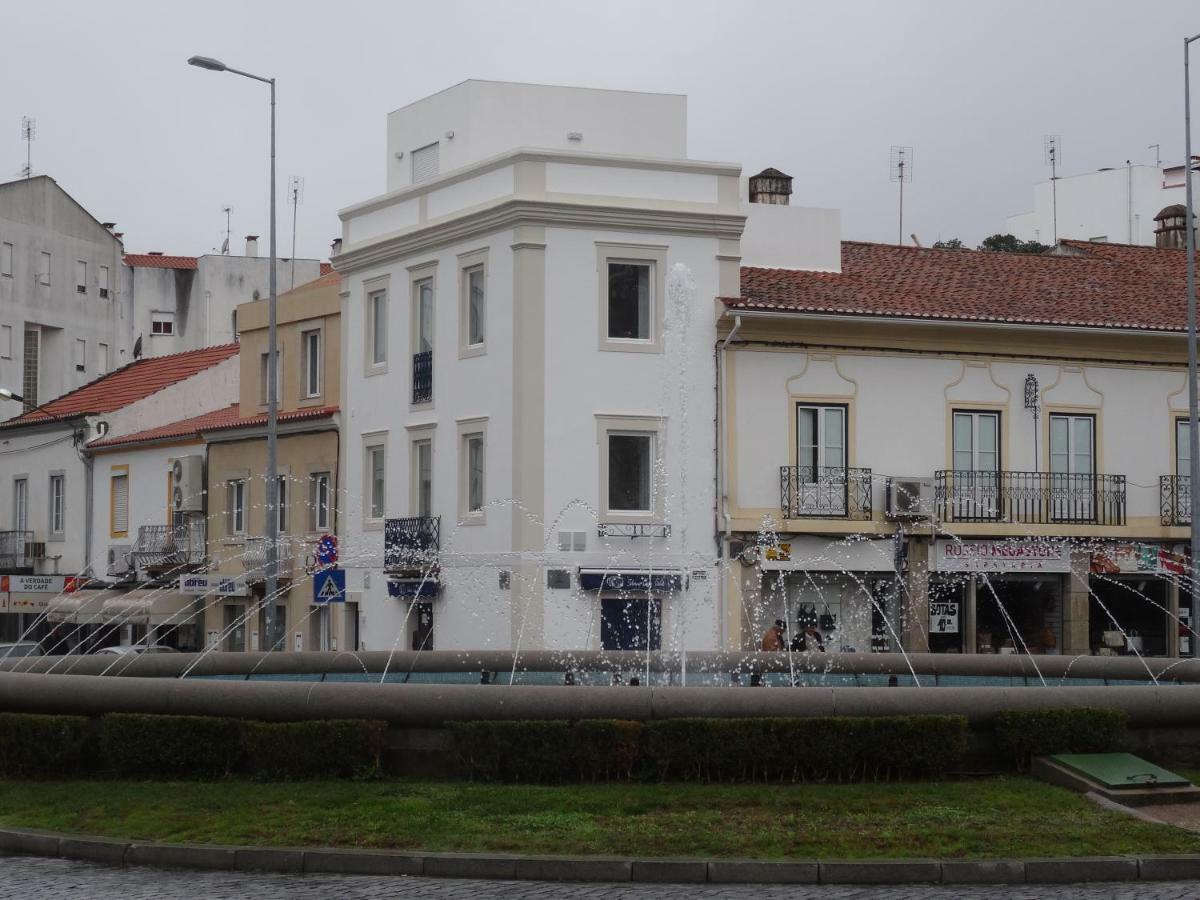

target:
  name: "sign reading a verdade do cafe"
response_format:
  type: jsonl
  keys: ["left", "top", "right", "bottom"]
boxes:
{"left": 932, "top": 539, "right": 1072, "bottom": 573}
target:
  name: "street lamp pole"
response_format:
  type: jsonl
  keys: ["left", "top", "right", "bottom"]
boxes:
{"left": 1186, "top": 34, "right": 1200, "bottom": 656}
{"left": 188, "top": 56, "right": 280, "bottom": 651}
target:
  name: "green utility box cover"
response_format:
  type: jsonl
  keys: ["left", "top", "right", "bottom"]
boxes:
{"left": 1049, "top": 753, "right": 1191, "bottom": 789}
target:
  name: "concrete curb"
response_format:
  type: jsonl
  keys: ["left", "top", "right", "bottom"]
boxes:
{"left": 1, "top": 826, "right": 1198, "bottom": 885}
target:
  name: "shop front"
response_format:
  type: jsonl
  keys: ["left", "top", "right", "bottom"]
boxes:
{"left": 929, "top": 539, "right": 1072, "bottom": 655}
{"left": 1088, "top": 542, "right": 1185, "bottom": 658}
{"left": 0, "top": 575, "right": 76, "bottom": 646}
{"left": 757, "top": 537, "right": 899, "bottom": 654}
{"left": 578, "top": 570, "right": 683, "bottom": 652}
{"left": 100, "top": 589, "right": 202, "bottom": 650}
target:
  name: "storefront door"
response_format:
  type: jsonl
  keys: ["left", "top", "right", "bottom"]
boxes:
{"left": 601, "top": 596, "right": 661, "bottom": 651}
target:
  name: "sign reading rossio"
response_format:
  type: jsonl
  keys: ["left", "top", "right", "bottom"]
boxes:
{"left": 931, "top": 540, "right": 1073, "bottom": 574}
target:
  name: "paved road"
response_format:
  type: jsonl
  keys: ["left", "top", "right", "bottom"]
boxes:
{"left": 1, "top": 857, "right": 1198, "bottom": 899}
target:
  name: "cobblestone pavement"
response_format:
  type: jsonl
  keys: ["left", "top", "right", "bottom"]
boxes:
{"left": 2, "top": 857, "right": 1199, "bottom": 899}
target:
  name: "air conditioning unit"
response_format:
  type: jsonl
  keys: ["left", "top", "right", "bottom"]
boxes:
{"left": 171, "top": 455, "right": 204, "bottom": 512}
{"left": 886, "top": 477, "right": 934, "bottom": 519}
{"left": 25, "top": 541, "right": 47, "bottom": 560}
{"left": 107, "top": 544, "right": 133, "bottom": 576}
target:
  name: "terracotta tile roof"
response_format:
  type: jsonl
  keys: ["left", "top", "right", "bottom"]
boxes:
{"left": 724, "top": 240, "right": 1197, "bottom": 332}
{"left": 87, "top": 404, "right": 242, "bottom": 449}
{"left": 320, "top": 262, "right": 334, "bottom": 276}
{"left": 2, "top": 344, "right": 239, "bottom": 428}
{"left": 202, "top": 405, "right": 340, "bottom": 434}
{"left": 88, "top": 404, "right": 340, "bottom": 449}
{"left": 123, "top": 254, "right": 199, "bottom": 269}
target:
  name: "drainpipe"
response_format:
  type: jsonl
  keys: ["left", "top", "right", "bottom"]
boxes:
{"left": 716, "top": 313, "right": 742, "bottom": 650}
{"left": 82, "top": 442, "right": 94, "bottom": 583}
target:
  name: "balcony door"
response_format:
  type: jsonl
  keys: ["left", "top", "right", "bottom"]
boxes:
{"left": 951, "top": 411, "right": 1000, "bottom": 520}
{"left": 1176, "top": 418, "right": 1192, "bottom": 525}
{"left": 795, "top": 404, "right": 847, "bottom": 515}
{"left": 1050, "top": 413, "right": 1095, "bottom": 521}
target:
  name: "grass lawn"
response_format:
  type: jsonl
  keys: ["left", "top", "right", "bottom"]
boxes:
{"left": 0, "top": 777, "right": 1196, "bottom": 860}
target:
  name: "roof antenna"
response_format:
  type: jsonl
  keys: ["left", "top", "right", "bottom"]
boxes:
{"left": 1149, "top": 143, "right": 1161, "bottom": 168}
{"left": 288, "top": 176, "right": 304, "bottom": 289}
{"left": 221, "top": 206, "right": 232, "bottom": 255}
{"left": 889, "top": 146, "right": 912, "bottom": 246}
{"left": 1044, "top": 135, "right": 1061, "bottom": 244}
{"left": 20, "top": 117, "right": 35, "bottom": 179}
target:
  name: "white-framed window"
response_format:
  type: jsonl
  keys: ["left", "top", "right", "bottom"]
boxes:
{"left": 796, "top": 404, "right": 847, "bottom": 477}
{"left": 275, "top": 474, "right": 288, "bottom": 533}
{"left": 37, "top": 251, "right": 50, "bottom": 285}
{"left": 367, "top": 288, "right": 388, "bottom": 369}
{"left": 1049, "top": 413, "right": 1095, "bottom": 476}
{"left": 99, "top": 264, "right": 110, "bottom": 298}
{"left": 410, "top": 266, "right": 436, "bottom": 405}
{"left": 597, "top": 243, "right": 666, "bottom": 353}
{"left": 73, "top": 338, "right": 86, "bottom": 373}
{"left": 414, "top": 278, "right": 434, "bottom": 354}
{"left": 952, "top": 411, "right": 1000, "bottom": 472}
{"left": 151, "top": 311, "right": 175, "bottom": 336}
{"left": 75, "top": 260, "right": 87, "bottom": 294}
{"left": 13, "top": 477, "right": 28, "bottom": 531}
{"left": 110, "top": 470, "right": 129, "bottom": 537}
{"left": 228, "top": 479, "right": 246, "bottom": 535}
{"left": 1177, "top": 418, "right": 1191, "bottom": 477}
{"left": 459, "top": 251, "right": 487, "bottom": 357}
{"left": 48, "top": 473, "right": 65, "bottom": 537}
{"left": 458, "top": 420, "right": 487, "bottom": 522}
{"left": 365, "top": 440, "right": 387, "bottom": 523}
{"left": 412, "top": 436, "right": 433, "bottom": 518}
{"left": 259, "top": 350, "right": 280, "bottom": 405}
{"left": 1, "top": 242, "right": 12, "bottom": 277}
{"left": 596, "top": 415, "right": 664, "bottom": 520}
{"left": 96, "top": 342, "right": 109, "bottom": 375}
{"left": 0, "top": 325, "right": 11, "bottom": 359}
{"left": 310, "top": 471, "right": 331, "bottom": 532}
{"left": 411, "top": 141, "right": 440, "bottom": 184}
{"left": 302, "top": 328, "right": 321, "bottom": 398}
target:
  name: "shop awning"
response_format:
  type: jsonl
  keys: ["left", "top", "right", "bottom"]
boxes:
{"left": 578, "top": 570, "right": 684, "bottom": 592}
{"left": 101, "top": 590, "right": 198, "bottom": 626}
{"left": 46, "top": 593, "right": 107, "bottom": 624}
{"left": 387, "top": 578, "right": 440, "bottom": 599}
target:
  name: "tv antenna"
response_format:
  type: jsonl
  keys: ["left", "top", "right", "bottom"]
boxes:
{"left": 889, "top": 146, "right": 912, "bottom": 246}
{"left": 288, "top": 175, "right": 304, "bottom": 288}
{"left": 1044, "top": 135, "right": 1061, "bottom": 244}
{"left": 20, "top": 117, "right": 35, "bottom": 179}
{"left": 1149, "top": 143, "right": 1161, "bottom": 168}
{"left": 221, "top": 206, "right": 233, "bottom": 255}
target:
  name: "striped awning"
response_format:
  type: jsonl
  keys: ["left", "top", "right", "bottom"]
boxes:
{"left": 101, "top": 590, "right": 198, "bottom": 626}
{"left": 46, "top": 593, "right": 107, "bottom": 624}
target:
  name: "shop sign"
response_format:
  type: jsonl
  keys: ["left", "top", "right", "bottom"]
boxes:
{"left": 1091, "top": 543, "right": 1186, "bottom": 576}
{"left": 929, "top": 600, "right": 959, "bottom": 633}
{"left": 0, "top": 575, "right": 75, "bottom": 594}
{"left": 178, "top": 574, "right": 248, "bottom": 597}
{"left": 764, "top": 543, "right": 792, "bottom": 562}
{"left": 577, "top": 570, "right": 684, "bottom": 592}
{"left": 933, "top": 540, "right": 1072, "bottom": 573}
{"left": 8, "top": 594, "right": 49, "bottom": 611}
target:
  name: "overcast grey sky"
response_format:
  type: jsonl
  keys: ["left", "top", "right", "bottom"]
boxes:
{"left": 3, "top": 0, "right": 1196, "bottom": 261}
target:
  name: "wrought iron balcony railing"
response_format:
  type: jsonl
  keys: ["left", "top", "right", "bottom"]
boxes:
{"left": 384, "top": 516, "right": 441, "bottom": 571}
{"left": 779, "top": 466, "right": 873, "bottom": 520}
{"left": 934, "top": 470, "right": 1126, "bottom": 525}
{"left": 0, "top": 530, "right": 34, "bottom": 571}
{"left": 131, "top": 520, "right": 206, "bottom": 569}
{"left": 412, "top": 350, "right": 433, "bottom": 404}
{"left": 239, "top": 536, "right": 298, "bottom": 579}
{"left": 1161, "top": 474, "right": 1191, "bottom": 526}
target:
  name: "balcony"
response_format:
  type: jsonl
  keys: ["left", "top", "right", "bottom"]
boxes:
{"left": 0, "top": 531, "right": 34, "bottom": 571}
{"left": 934, "top": 470, "right": 1126, "bottom": 526}
{"left": 412, "top": 350, "right": 432, "bottom": 404}
{"left": 131, "top": 520, "right": 205, "bottom": 570}
{"left": 1161, "top": 475, "right": 1190, "bottom": 526}
{"left": 384, "top": 516, "right": 440, "bottom": 571}
{"left": 239, "top": 537, "right": 297, "bottom": 580}
{"left": 779, "top": 466, "right": 873, "bottom": 520}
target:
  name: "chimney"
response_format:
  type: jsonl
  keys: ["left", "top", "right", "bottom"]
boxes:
{"left": 330, "top": 237, "right": 343, "bottom": 256}
{"left": 749, "top": 167, "right": 793, "bottom": 205}
{"left": 148, "top": 251, "right": 163, "bottom": 256}
{"left": 1154, "top": 205, "right": 1191, "bottom": 249}
{"left": 245, "top": 235, "right": 259, "bottom": 257}
{"left": 101, "top": 222, "right": 116, "bottom": 230}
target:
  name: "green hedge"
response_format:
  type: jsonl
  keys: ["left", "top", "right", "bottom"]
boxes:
{"left": 0, "top": 713, "right": 92, "bottom": 778}
{"left": 242, "top": 720, "right": 387, "bottom": 780}
{"left": 993, "top": 707, "right": 1128, "bottom": 771}
{"left": 100, "top": 713, "right": 243, "bottom": 778}
{"left": 452, "top": 715, "right": 968, "bottom": 783}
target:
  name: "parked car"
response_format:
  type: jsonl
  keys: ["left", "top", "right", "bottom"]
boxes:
{"left": 0, "top": 642, "right": 42, "bottom": 660}
{"left": 92, "top": 644, "right": 179, "bottom": 656}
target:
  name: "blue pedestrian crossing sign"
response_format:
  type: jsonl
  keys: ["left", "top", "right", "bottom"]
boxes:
{"left": 313, "top": 568, "right": 346, "bottom": 604}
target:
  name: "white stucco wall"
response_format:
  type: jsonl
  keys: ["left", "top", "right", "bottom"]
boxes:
{"left": 102, "top": 356, "right": 238, "bottom": 438}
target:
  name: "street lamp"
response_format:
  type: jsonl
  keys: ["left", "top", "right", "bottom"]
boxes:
{"left": 1186, "top": 32, "right": 1200, "bottom": 656}
{"left": 189, "top": 54, "right": 280, "bottom": 651}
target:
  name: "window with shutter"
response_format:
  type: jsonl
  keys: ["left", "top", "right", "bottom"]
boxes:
{"left": 111, "top": 472, "right": 129, "bottom": 536}
{"left": 411, "top": 142, "right": 440, "bottom": 183}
